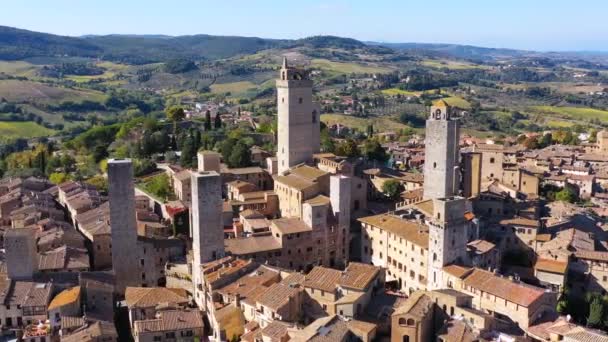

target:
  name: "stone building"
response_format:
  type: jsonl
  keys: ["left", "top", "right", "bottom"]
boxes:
{"left": 108, "top": 159, "right": 141, "bottom": 294}
{"left": 191, "top": 171, "right": 225, "bottom": 307}
{"left": 4, "top": 227, "right": 39, "bottom": 280}
{"left": 276, "top": 57, "right": 320, "bottom": 174}
{"left": 225, "top": 175, "right": 352, "bottom": 270}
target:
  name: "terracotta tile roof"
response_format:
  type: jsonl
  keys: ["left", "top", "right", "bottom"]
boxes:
{"left": 393, "top": 291, "right": 433, "bottom": 317}
{"left": 304, "top": 266, "right": 342, "bottom": 292}
{"left": 133, "top": 309, "right": 203, "bottom": 334}
{"left": 565, "top": 330, "right": 608, "bottom": 342}
{"left": 574, "top": 250, "right": 608, "bottom": 262}
{"left": 536, "top": 234, "right": 552, "bottom": 242}
{"left": 272, "top": 217, "right": 312, "bottom": 234}
{"left": 401, "top": 188, "right": 424, "bottom": 200}
{"left": 462, "top": 268, "right": 546, "bottom": 307}
{"left": 466, "top": 240, "right": 495, "bottom": 255}
{"left": 256, "top": 282, "right": 301, "bottom": 311}
{"left": 275, "top": 175, "right": 316, "bottom": 190}
{"left": 499, "top": 217, "right": 541, "bottom": 228}
{"left": 280, "top": 272, "right": 306, "bottom": 286}
{"left": 305, "top": 195, "right": 331, "bottom": 207}
{"left": 239, "top": 209, "right": 264, "bottom": 219}
{"left": 38, "top": 246, "right": 90, "bottom": 271}
{"left": 61, "top": 321, "right": 117, "bottom": 342}
{"left": 413, "top": 199, "right": 434, "bottom": 216}
{"left": 339, "top": 262, "right": 381, "bottom": 291}
{"left": 48, "top": 286, "right": 80, "bottom": 311}
{"left": 358, "top": 213, "right": 429, "bottom": 248}
{"left": 437, "top": 319, "right": 478, "bottom": 342}
{"left": 216, "top": 265, "right": 280, "bottom": 300}
{"left": 225, "top": 235, "right": 282, "bottom": 255}
{"left": 535, "top": 258, "right": 568, "bottom": 274}
{"left": 288, "top": 165, "right": 329, "bottom": 181}
{"left": 261, "top": 320, "right": 291, "bottom": 342}
{"left": 124, "top": 287, "right": 188, "bottom": 309}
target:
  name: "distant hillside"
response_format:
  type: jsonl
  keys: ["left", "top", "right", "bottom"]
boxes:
{"left": 0, "top": 26, "right": 101, "bottom": 60}
{"left": 83, "top": 34, "right": 290, "bottom": 64}
{"left": 368, "top": 42, "right": 529, "bottom": 61}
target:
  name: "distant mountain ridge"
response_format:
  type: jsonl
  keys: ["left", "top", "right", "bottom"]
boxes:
{"left": 1, "top": 25, "right": 603, "bottom": 64}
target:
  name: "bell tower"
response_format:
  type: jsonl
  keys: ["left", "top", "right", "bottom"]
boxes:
{"left": 423, "top": 100, "right": 460, "bottom": 200}
{"left": 276, "top": 57, "right": 320, "bottom": 174}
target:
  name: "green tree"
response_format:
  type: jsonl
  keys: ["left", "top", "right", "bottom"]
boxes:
{"left": 335, "top": 139, "right": 360, "bottom": 158}
{"left": 382, "top": 179, "right": 402, "bottom": 200}
{"left": 166, "top": 106, "right": 185, "bottom": 138}
{"left": 587, "top": 296, "right": 605, "bottom": 328}
{"left": 555, "top": 187, "right": 578, "bottom": 203}
{"left": 180, "top": 135, "right": 197, "bottom": 167}
{"left": 522, "top": 136, "right": 538, "bottom": 149}
{"left": 214, "top": 113, "right": 222, "bottom": 129}
{"left": 204, "top": 110, "right": 212, "bottom": 131}
{"left": 362, "top": 139, "right": 388, "bottom": 162}
{"left": 228, "top": 142, "right": 252, "bottom": 168}
{"left": 49, "top": 172, "right": 70, "bottom": 185}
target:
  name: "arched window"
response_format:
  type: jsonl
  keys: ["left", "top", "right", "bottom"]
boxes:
{"left": 490, "top": 157, "right": 495, "bottom": 163}
{"left": 282, "top": 72, "right": 286, "bottom": 80}
{"left": 406, "top": 318, "right": 415, "bottom": 326}
{"left": 398, "top": 318, "right": 407, "bottom": 326}
{"left": 433, "top": 253, "right": 437, "bottom": 261}
{"left": 433, "top": 162, "right": 437, "bottom": 169}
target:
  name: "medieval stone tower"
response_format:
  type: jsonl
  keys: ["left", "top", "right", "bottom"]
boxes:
{"left": 108, "top": 159, "right": 140, "bottom": 294}
{"left": 276, "top": 57, "right": 320, "bottom": 174}
{"left": 421, "top": 101, "right": 470, "bottom": 290}
{"left": 423, "top": 100, "right": 460, "bottom": 200}
{"left": 191, "top": 171, "right": 224, "bottom": 305}
{"left": 598, "top": 130, "right": 608, "bottom": 154}
{"left": 4, "top": 228, "right": 38, "bottom": 280}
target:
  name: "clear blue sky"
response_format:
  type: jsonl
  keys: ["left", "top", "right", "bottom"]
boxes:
{"left": 1, "top": 0, "right": 606, "bottom": 51}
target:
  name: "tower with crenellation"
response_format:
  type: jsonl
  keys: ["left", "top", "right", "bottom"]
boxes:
{"left": 422, "top": 100, "right": 470, "bottom": 290}
{"left": 276, "top": 58, "right": 320, "bottom": 174}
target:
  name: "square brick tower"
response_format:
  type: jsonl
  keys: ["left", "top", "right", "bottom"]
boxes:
{"left": 191, "top": 171, "right": 224, "bottom": 306}
{"left": 108, "top": 159, "right": 140, "bottom": 294}
{"left": 276, "top": 57, "right": 320, "bottom": 174}
{"left": 423, "top": 100, "right": 460, "bottom": 200}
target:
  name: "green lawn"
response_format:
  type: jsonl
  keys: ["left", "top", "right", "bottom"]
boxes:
{"left": 0, "top": 79, "right": 106, "bottom": 104}
{"left": 443, "top": 96, "right": 471, "bottom": 109}
{"left": 421, "top": 59, "right": 487, "bottom": 70}
{"left": 311, "top": 59, "right": 392, "bottom": 74}
{"left": 530, "top": 106, "right": 608, "bottom": 121}
{"left": 321, "top": 113, "right": 414, "bottom": 133}
{"left": 210, "top": 81, "right": 258, "bottom": 95}
{"left": 0, "top": 121, "right": 56, "bottom": 138}
{"left": 380, "top": 88, "right": 421, "bottom": 97}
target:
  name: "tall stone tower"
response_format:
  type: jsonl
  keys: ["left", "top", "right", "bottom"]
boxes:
{"left": 191, "top": 171, "right": 224, "bottom": 305}
{"left": 423, "top": 100, "right": 460, "bottom": 200}
{"left": 276, "top": 57, "right": 320, "bottom": 174}
{"left": 597, "top": 130, "right": 608, "bottom": 154}
{"left": 4, "top": 228, "right": 38, "bottom": 280}
{"left": 421, "top": 100, "right": 469, "bottom": 290}
{"left": 330, "top": 175, "right": 352, "bottom": 267}
{"left": 108, "top": 159, "right": 140, "bottom": 294}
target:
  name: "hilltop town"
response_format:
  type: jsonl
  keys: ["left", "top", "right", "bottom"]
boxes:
{"left": 0, "top": 55, "right": 607, "bottom": 342}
